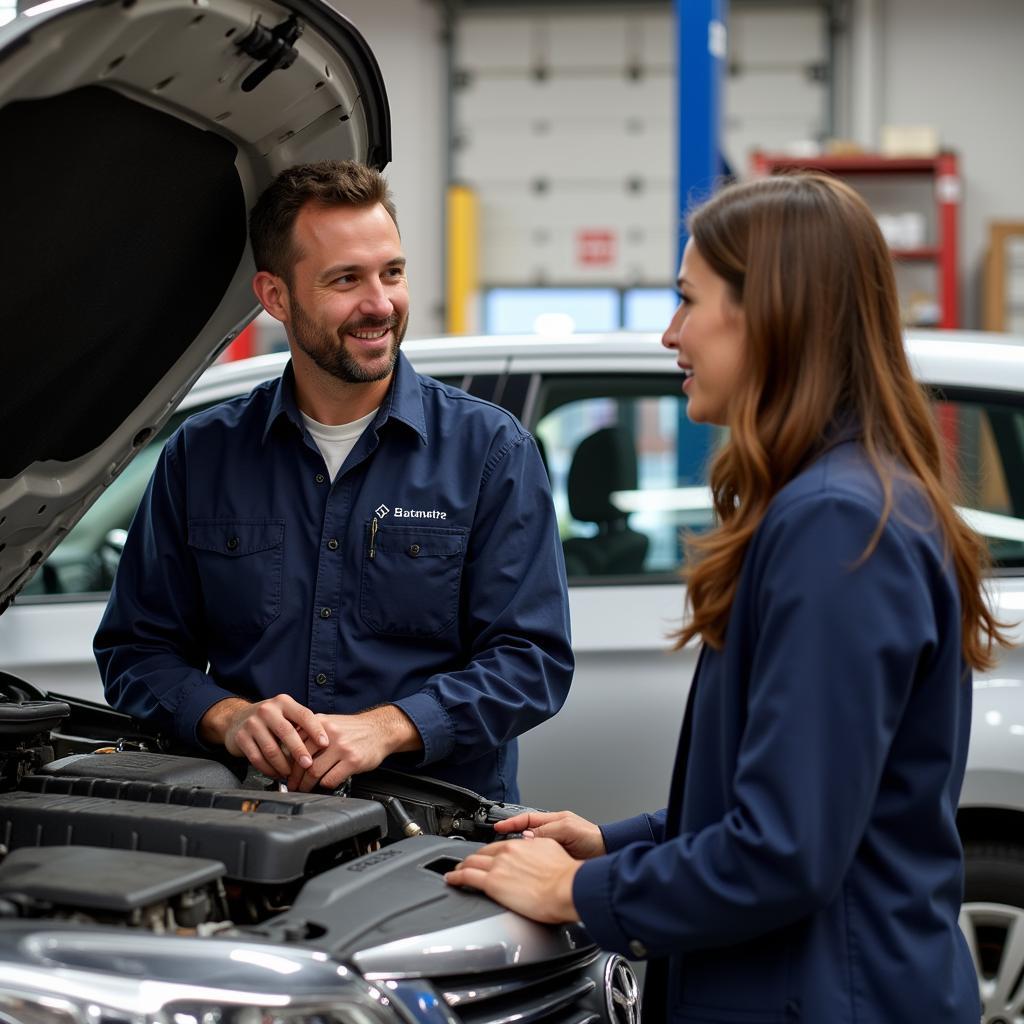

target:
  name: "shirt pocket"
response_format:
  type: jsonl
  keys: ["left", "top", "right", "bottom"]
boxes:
{"left": 188, "top": 519, "right": 284, "bottom": 634}
{"left": 360, "top": 523, "right": 467, "bottom": 638}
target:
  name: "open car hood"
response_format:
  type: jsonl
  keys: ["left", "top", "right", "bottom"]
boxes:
{"left": 0, "top": 0, "right": 390, "bottom": 609}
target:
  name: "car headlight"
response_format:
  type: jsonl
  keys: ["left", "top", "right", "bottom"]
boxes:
{"left": 0, "top": 928, "right": 400, "bottom": 1024}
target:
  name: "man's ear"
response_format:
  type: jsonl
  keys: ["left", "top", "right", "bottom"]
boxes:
{"left": 253, "top": 271, "right": 290, "bottom": 323}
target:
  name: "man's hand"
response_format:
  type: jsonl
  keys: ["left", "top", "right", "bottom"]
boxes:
{"left": 494, "top": 810, "right": 606, "bottom": 860}
{"left": 199, "top": 695, "right": 329, "bottom": 779}
{"left": 287, "top": 704, "right": 422, "bottom": 792}
{"left": 444, "top": 837, "right": 582, "bottom": 923}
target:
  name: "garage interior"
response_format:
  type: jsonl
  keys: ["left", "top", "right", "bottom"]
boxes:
{"left": 145, "top": 0, "right": 1024, "bottom": 349}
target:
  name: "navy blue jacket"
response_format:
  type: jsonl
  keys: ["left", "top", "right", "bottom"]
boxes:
{"left": 95, "top": 355, "right": 573, "bottom": 800}
{"left": 573, "top": 440, "right": 979, "bottom": 1022}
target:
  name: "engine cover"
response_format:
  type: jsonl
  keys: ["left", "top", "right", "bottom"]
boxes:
{"left": 0, "top": 846, "right": 224, "bottom": 915}
{"left": 0, "top": 754, "right": 386, "bottom": 885}
{"left": 253, "top": 834, "right": 590, "bottom": 974}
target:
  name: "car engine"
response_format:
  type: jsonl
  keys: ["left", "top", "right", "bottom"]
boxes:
{"left": 0, "top": 673, "right": 638, "bottom": 1024}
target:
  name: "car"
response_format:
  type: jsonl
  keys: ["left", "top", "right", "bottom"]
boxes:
{"left": 5, "top": 329, "right": 1024, "bottom": 1016}
{"left": 0, "top": 0, "right": 635, "bottom": 1020}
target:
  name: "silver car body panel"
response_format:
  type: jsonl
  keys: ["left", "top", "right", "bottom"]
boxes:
{"left": 0, "top": 926, "right": 383, "bottom": 1009}
{"left": 354, "top": 913, "right": 592, "bottom": 980}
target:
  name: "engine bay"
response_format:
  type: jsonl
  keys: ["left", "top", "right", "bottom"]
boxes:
{"left": 0, "top": 673, "right": 534, "bottom": 941}
{"left": 0, "top": 677, "right": 625, "bottom": 1024}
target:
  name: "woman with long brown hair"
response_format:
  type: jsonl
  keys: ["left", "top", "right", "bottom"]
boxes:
{"left": 446, "top": 173, "right": 1009, "bottom": 1022}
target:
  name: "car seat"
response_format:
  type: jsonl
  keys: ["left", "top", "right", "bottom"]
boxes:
{"left": 562, "top": 426, "right": 648, "bottom": 576}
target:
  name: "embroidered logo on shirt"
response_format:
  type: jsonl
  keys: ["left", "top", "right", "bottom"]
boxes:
{"left": 393, "top": 507, "right": 448, "bottom": 519}
{"left": 376, "top": 502, "right": 448, "bottom": 520}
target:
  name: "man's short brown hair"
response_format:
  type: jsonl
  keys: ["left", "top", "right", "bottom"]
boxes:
{"left": 249, "top": 160, "right": 398, "bottom": 281}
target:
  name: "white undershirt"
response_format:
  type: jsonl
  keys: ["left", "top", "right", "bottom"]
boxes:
{"left": 301, "top": 407, "right": 379, "bottom": 482}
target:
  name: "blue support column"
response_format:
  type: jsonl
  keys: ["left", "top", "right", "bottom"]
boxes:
{"left": 675, "top": 0, "right": 728, "bottom": 261}
{"left": 674, "top": 0, "right": 728, "bottom": 492}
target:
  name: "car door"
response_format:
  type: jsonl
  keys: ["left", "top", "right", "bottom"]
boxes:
{"left": 506, "top": 352, "right": 719, "bottom": 822}
{"left": 509, "top": 351, "right": 1024, "bottom": 832}
{"left": 928, "top": 388, "right": 1024, "bottom": 805}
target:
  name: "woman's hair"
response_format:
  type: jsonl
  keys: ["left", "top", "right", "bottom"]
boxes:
{"left": 677, "top": 173, "right": 1010, "bottom": 670}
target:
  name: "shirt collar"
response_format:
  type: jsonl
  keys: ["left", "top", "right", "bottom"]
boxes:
{"left": 262, "top": 352, "right": 427, "bottom": 445}
{"left": 262, "top": 360, "right": 305, "bottom": 444}
{"left": 375, "top": 351, "right": 428, "bottom": 443}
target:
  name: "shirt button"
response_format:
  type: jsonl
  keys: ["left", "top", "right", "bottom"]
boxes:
{"left": 226, "top": 537, "right": 239, "bottom": 551}
{"left": 408, "top": 544, "right": 421, "bottom": 557}
{"left": 628, "top": 940, "right": 647, "bottom": 959}
{"left": 327, "top": 538, "right": 339, "bottom": 551}
{"left": 320, "top": 607, "right": 332, "bottom": 619}
{"left": 315, "top": 672, "right": 327, "bottom": 686}
{"left": 315, "top": 473, "right": 326, "bottom": 484}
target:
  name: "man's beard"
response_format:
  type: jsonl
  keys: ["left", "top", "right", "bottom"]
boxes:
{"left": 290, "top": 297, "right": 406, "bottom": 384}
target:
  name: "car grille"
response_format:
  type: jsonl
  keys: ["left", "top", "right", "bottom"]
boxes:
{"left": 386, "top": 949, "right": 607, "bottom": 1024}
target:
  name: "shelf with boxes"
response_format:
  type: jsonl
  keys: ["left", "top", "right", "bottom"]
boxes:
{"left": 750, "top": 152, "right": 960, "bottom": 329}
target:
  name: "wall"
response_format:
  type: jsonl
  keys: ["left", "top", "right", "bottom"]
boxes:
{"left": 454, "top": 6, "right": 678, "bottom": 291}
{"left": 450, "top": 0, "right": 1024, "bottom": 331}
{"left": 13, "top": 0, "right": 1023, "bottom": 333}
{"left": 869, "top": 0, "right": 1024, "bottom": 327}
{"left": 723, "top": 5, "right": 827, "bottom": 174}
{"left": 330, "top": 0, "right": 446, "bottom": 337}
{"left": 453, "top": 3, "right": 827, "bottom": 303}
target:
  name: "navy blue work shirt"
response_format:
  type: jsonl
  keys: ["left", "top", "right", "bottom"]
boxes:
{"left": 94, "top": 354, "right": 573, "bottom": 801}
{"left": 573, "top": 439, "right": 979, "bottom": 1022}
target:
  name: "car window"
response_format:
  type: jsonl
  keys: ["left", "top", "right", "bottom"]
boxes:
{"left": 17, "top": 411, "right": 192, "bottom": 600}
{"left": 533, "top": 381, "right": 1024, "bottom": 583}
{"left": 19, "top": 374, "right": 466, "bottom": 602}
{"left": 533, "top": 375, "right": 724, "bottom": 581}
{"left": 937, "top": 396, "right": 1024, "bottom": 569}
{"left": 27, "top": 370, "right": 1022, "bottom": 599}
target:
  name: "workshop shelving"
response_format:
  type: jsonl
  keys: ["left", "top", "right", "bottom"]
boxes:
{"left": 751, "top": 152, "right": 961, "bottom": 329}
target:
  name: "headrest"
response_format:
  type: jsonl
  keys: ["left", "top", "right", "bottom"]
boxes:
{"left": 567, "top": 427, "right": 638, "bottom": 524}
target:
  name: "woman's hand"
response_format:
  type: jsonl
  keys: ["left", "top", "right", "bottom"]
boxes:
{"left": 494, "top": 810, "right": 606, "bottom": 860}
{"left": 444, "top": 837, "right": 582, "bottom": 923}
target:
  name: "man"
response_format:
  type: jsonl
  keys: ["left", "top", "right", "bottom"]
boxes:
{"left": 95, "top": 160, "right": 573, "bottom": 801}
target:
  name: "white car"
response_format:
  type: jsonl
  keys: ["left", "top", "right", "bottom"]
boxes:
{"left": 4, "top": 331, "right": 1024, "bottom": 1012}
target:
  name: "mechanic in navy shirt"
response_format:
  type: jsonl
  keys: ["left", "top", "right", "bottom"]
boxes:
{"left": 95, "top": 160, "right": 573, "bottom": 801}
{"left": 445, "top": 175, "right": 1010, "bottom": 1021}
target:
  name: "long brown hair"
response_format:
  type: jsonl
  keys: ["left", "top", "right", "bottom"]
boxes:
{"left": 676, "top": 173, "right": 1010, "bottom": 670}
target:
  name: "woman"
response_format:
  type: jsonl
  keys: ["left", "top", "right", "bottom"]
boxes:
{"left": 445, "top": 174, "right": 1008, "bottom": 1022}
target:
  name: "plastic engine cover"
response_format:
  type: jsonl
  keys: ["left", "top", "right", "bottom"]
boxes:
{"left": 252, "top": 834, "right": 591, "bottom": 975}
{"left": 0, "top": 762, "right": 386, "bottom": 885}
